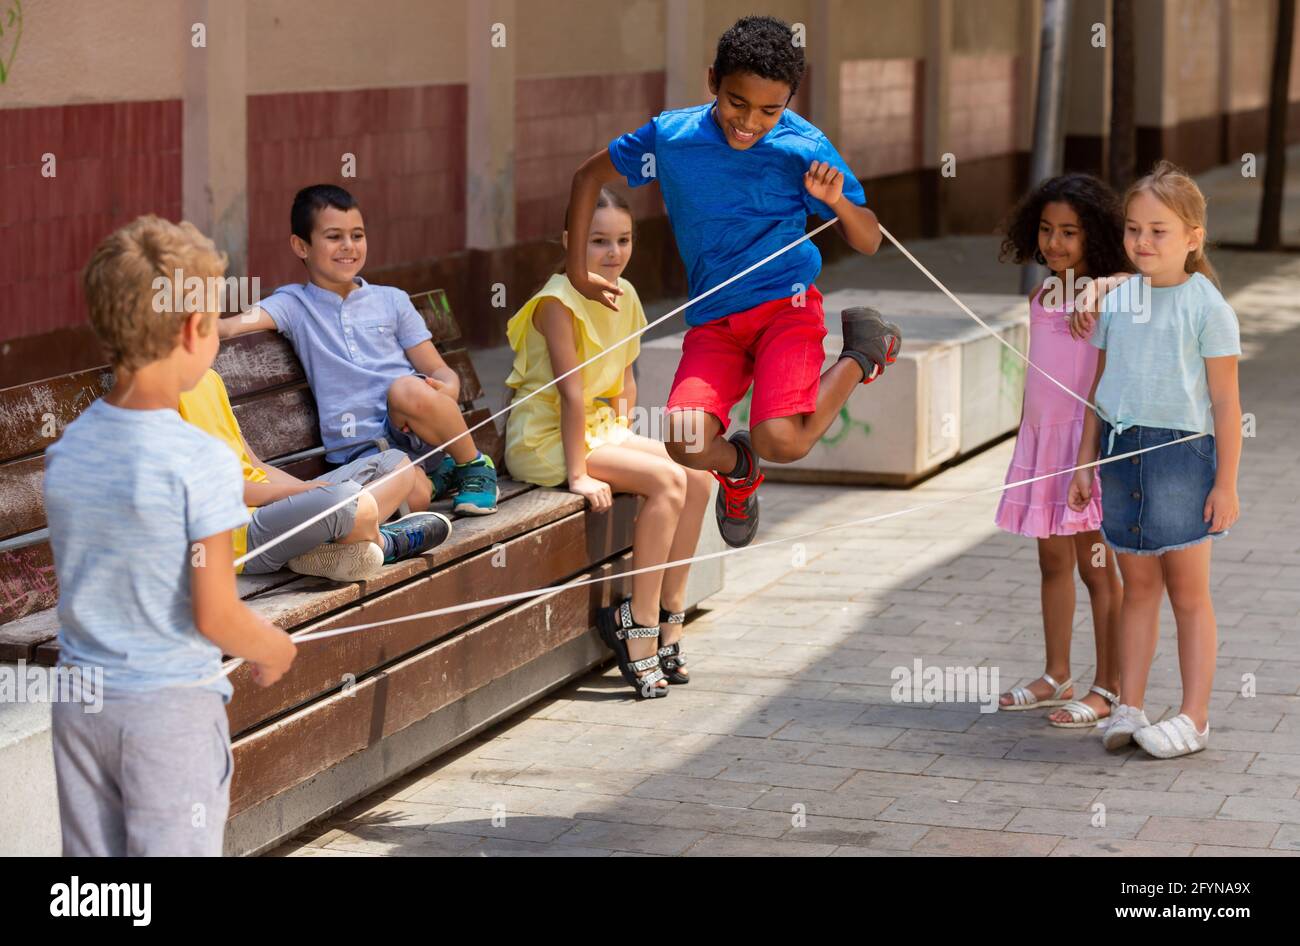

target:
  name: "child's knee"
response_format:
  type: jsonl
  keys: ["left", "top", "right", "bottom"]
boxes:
{"left": 751, "top": 424, "right": 806, "bottom": 464}
{"left": 387, "top": 375, "right": 424, "bottom": 412}
{"left": 352, "top": 490, "right": 379, "bottom": 529}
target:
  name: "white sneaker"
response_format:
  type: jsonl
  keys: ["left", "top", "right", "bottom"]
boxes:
{"left": 1133, "top": 714, "right": 1210, "bottom": 759}
{"left": 288, "top": 541, "right": 384, "bottom": 582}
{"left": 1101, "top": 703, "right": 1150, "bottom": 750}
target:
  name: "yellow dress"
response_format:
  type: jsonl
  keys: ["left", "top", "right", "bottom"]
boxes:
{"left": 504, "top": 273, "right": 648, "bottom": 487}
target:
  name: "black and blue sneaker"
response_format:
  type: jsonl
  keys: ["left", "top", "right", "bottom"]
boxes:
{"left": 450, "top": 452, "right": 499, "bottom": 515}
{"left": 379, "top": 511, "right": 453, "bottom": 564}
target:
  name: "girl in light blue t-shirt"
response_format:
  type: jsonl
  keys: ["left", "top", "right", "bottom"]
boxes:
{"left": 1067, "top": 161, "right": 1242, "bottom": 761}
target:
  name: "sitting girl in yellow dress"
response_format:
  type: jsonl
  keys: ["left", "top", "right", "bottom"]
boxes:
{"left": 505, "top": 188, "right": 713, "bottom": 699}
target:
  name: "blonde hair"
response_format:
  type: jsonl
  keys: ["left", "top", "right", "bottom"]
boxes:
{"left": 1124, "top": 160, "right": 1219, "bottom": 287}
{"left": 82, "top": 215, "right": 228, "bottom": 371}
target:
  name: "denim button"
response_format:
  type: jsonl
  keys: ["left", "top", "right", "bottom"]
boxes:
{"left": 1131, "top": 491, "right": 1140, "bottom": 499}
{"left": 1130, "top": 457, "right": 1140, "bottom": 464}
{"left": 1129, "top": 525, "right": 1140, "bottom": 534}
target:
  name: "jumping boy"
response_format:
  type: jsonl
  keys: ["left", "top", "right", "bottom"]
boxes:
{"left": 219, "top": 184, "right": 499, "bottom": 515}
{"left": 43, "top": 216, "right": 297, "bottom": 855}
{"left": 566, "top": 15, "right": 901, "bottom": 547}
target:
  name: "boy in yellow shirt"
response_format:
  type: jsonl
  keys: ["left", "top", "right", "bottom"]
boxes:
{"left": 178, "top": 369, "right": 452, "bottom": 581}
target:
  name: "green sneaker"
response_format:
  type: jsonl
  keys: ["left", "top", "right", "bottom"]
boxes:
{"left": 427, "top": 455, "right": 456, "bottom": 499}
{"left": 450, "top": 452, "right": 499, "bottom": 515}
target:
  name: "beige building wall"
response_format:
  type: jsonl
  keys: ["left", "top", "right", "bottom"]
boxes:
{"left": 841, "top": 0, "right": 927, "bottom": 60}
{"left": 515, "top": 0, "right": 665, "bottom": 77}
{"left": 0, "top": 0, "right": 184, "bottom": 106}
{"left": 1168, "top": 0, "right": 1222, "bottom": 122}
{"left": 1063, "top": 0, "right": 1111, "bottom": 138}
{"left": 952, "top": 0, "right": 1022, "bottom": 52}
{"left": 1229, "top": 0, "right": 1274, "bottom": 111}
{"left": 247, "top": 0, "right": 467, "bottom": 93}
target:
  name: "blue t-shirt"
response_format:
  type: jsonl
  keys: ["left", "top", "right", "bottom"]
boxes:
{"left": 43, "top": 399, "right": 249, "bottom": 700}
{"left": 259, "top": 278, "right": 433, "bottom": 463}
{"left": 608, "top": 104, "right": 866, "bottom": 326}
{"left": 1092, "top": 272, "right": 1241, "bottom": 436}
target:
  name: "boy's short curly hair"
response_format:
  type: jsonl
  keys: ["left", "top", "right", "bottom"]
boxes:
{"left": 712, "top": 15, "right": 805, "bottom": 97}
{"left": 999, "top": 173, "right": 1132, "bottom": 279}
{"left": 82, "top": 215, "right": 227, "bottom": 371}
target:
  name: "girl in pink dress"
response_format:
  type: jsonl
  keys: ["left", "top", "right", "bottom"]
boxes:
{"left": 994, "top": 174, "right": 1131, "bottom": 728}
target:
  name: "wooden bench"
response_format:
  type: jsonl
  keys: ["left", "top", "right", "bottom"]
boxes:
{"left": 0, "top": 289, "right": 644, "bottom": 855}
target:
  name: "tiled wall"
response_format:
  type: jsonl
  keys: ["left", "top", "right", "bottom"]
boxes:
{"left": 839, "top": 58, "right": 923, "bottom": 179}
{"left": 246, "top": 85, "right": 467, "bottom": 292}
{"left": 514, "top": 71, "right": 666, "bottom": 243}
{"left": 0, "top": 100, "right": 182, "bottom": 344}
{"left": 948, "top": 54, "right": 1019, "bottom": 163}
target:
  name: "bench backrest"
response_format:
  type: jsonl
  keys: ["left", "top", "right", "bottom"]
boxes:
{"left": 0, "top": 289, "right": 501, "bottom": 644}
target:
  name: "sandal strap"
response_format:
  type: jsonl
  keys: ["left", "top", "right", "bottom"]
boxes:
{"left": 659, "top": 607, "right": 685, "bottom": 625}
{"left": 1041, "top": 674, "right": 1073, "bottom": 698}
{"left": 1008, "top": 685, "right": 1035, "bottom": 706}
{"left": 1056, "top": 700, "right": 1098, "bottom": 723}
{"left": 628, "top": 654, "right": 662, "bottom": 673}
{"left": 614, "top": 599, "right": 660, "bottom": 639}
{"left": 638, "top": 667, "right": 666, "bottom": 689}
{"left": 1089, "top": 685, "right": 1120, "bottom": 705}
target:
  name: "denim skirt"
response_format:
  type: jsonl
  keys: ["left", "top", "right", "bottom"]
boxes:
{"left": 1098, "top": 422, "right": 1224, "bottom": 555}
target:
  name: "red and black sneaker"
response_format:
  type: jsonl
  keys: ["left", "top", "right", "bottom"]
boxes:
{"left": 840, "top": 306, "right": 902, "bottom": 384}
{"left": 712, "top": 430, "right": 764, "bottom": 548}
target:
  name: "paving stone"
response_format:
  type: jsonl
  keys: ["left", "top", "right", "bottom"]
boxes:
{"left": 963, "top": 780, "right": 1100, "bottom": 811}
{"left": 1004, "top": 807, "right": 1148, "bottom": 840}
{"left": 913, "top": 827, "right": 1060, "bottom": 856}
{"left": 1218, "top": 795, "right": 1300, "bottom": 824}
{"left": 1094, "top": 788, "right": 1226, "bottom": 818}
{"left": 627, "top": 773, "right": 770, "bottom": 808}
{"left": 1050, "top": 837, "right": 1194, "bottom": 856}
{"left": 554, "top": 819, "right": 705, "bottom": 856}
{"left": 750, "top": 786, "right": 896, "bottom": 822}
{"left": 1136, "top": 815, "right": 1279, "bottom": 848}
{"left": 681, "top": 834, "right": 838, "bottom": 857}
{"left": 876, "top": 796, "right": 1020, "bottom": 830}
{"left": 715, "top": 758, "right": 856, "bottom": 791}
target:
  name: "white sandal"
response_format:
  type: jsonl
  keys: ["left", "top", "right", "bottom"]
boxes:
{"left": 1000, "top": 673, "right": 1073, "bottom": 711}
{"left": 1133, "top": 714, "right": 1210, "bottom": 759}
{"left": 1049, "top": 685, "right": 1120, "bottom": 729}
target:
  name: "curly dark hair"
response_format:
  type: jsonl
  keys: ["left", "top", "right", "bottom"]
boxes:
{"left": 999, "top": 173, "right": 1132, "bottom": 279}
{"left": 712, "top": 15, "right": 805, "bottom": 96}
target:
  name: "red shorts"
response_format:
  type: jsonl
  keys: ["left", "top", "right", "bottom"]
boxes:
{"left": 667, "top": 285, "right": 827, "bottom": 432}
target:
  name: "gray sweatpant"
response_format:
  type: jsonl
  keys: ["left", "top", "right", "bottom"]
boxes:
{"left": 241, "top": 449, "right": 409, "bottom": 574}
{"left": 52, "top": 688, "right": 231, "bottom": 857}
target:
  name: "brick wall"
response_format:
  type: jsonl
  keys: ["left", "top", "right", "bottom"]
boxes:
{"left": 839, "top": 58, "right": 923, "bottom": 179}
{"left": 246, "top": 85, "right": 467, "bottom": 292}
{"left": 0, "top": 100, "right": 181, "bottom": 344}
{"left": 514, "top": 70, "right": 666, "bottom": 243}
{"left": 948, "top": 54, "right": 1019, "bottom": 163}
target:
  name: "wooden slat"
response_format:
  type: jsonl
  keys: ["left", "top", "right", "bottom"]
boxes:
{"left": 25, "top": 479, "right": 549, "bottom": 665}
{"left": 215, "top": 331, "right": 305, "bottom": 400}
{"left": 227, "top": 496, "right": 637, "bottom": 735}
{"left": 412, "top": 289, "right": 461, "bottom": 346}
{"left": 0, "top": 456, "right": 46, "bottom": 542}
{"left": 441, "top": 348, "right": 484, "bottom": 405}
{"left": 0, "top": 542, "right": 58, "bottom": 646}
{"left": 233, "top": 387, "right": 322, "bottom": 460}
{"left": 229, "top": 555, "right": 630, "bottom": 815}
{"left": 0, "top": 367, "right": 113, "bottom": 463}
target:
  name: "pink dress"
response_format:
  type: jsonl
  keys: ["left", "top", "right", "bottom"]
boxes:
{"left": 994, "top": 292, "right": 1103, "bottom": 538}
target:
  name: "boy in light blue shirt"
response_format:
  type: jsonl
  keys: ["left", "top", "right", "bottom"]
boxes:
{"left": 220, "top": 184, "right": 498, "bottom": 516}
{"left": 44, "top": 216, "right": 297, "bottom": 856}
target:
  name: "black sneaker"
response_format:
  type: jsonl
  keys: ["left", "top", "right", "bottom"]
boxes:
{"left": 840, "top": 306, "right": 902, "bottom": 383}
{"left": 712, "top": 430, "right": 764, "bottom": 548}
{"left": 379, "top": 511, "right": 453, "bottom": 563}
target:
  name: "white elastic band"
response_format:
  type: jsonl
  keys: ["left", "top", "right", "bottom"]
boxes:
{"left": 194, "top": 431, "right": 1204, "bottom": 688}
{"left": 875, "top": 225, "right": 1102, "bottom": 415}
{"left": 233, "top": 218, "right": 840, "bottom": 568}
